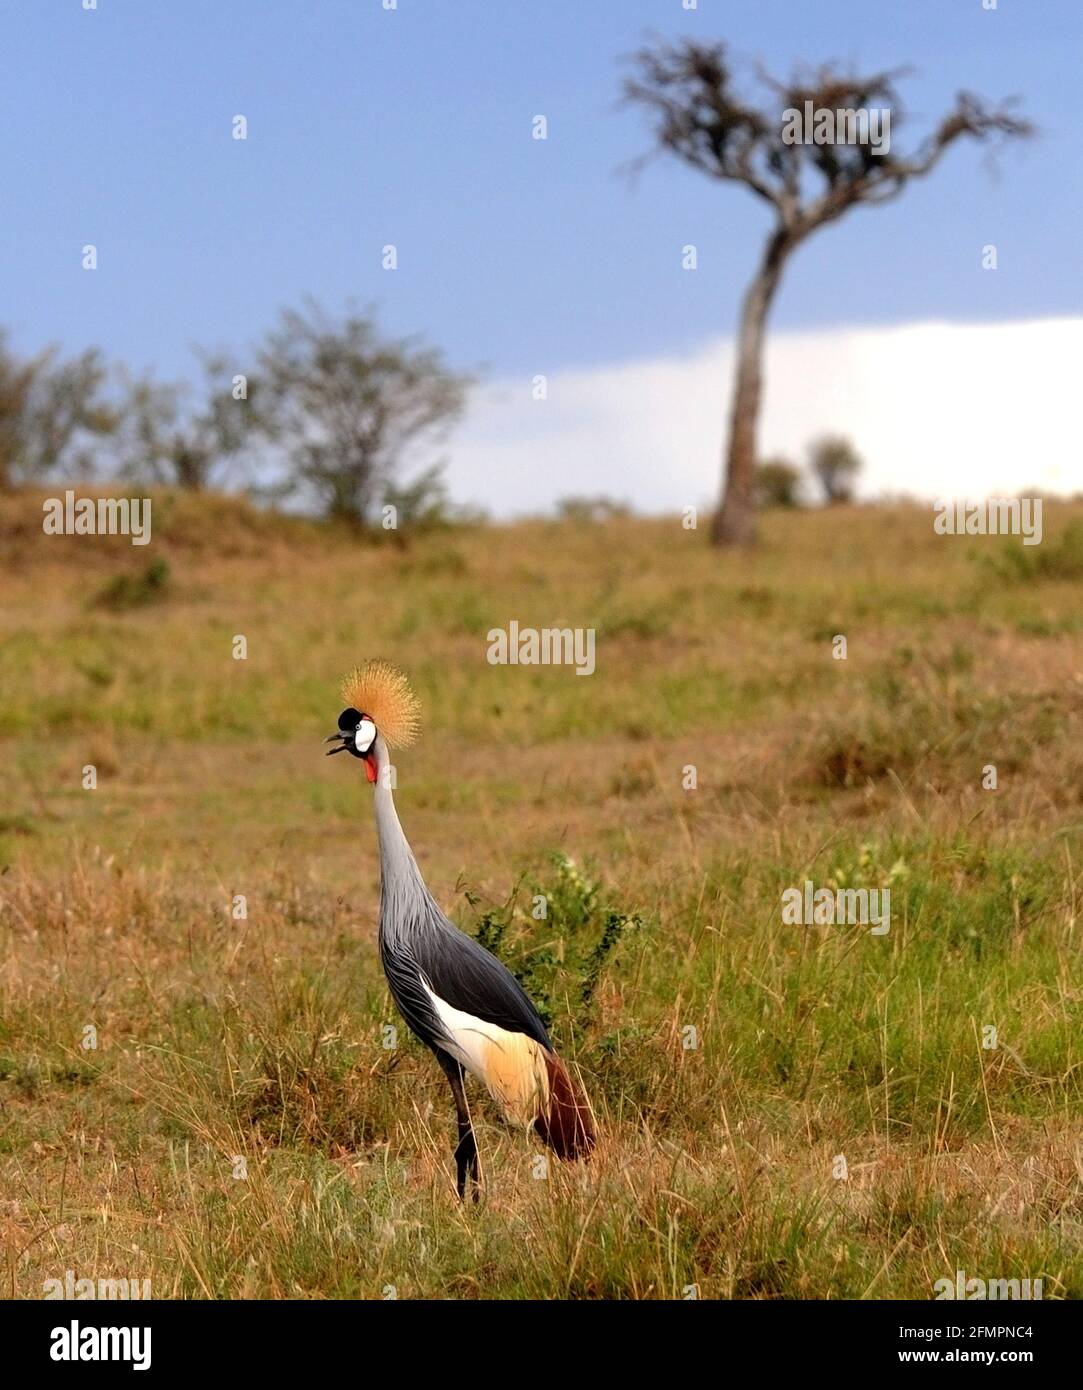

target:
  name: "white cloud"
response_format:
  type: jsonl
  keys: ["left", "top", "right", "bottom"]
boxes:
{"left": 446, "top": 319, "right": 1083, "bottom": 516}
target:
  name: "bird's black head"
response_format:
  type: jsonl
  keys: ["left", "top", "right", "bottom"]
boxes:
{"left": 325, "top": 707, "right": 379, "bottom": 780}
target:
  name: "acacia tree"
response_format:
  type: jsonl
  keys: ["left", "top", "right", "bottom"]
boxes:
{"left": 117, "top": 355, "right": 258, "bottom": 491}
{"left": 809, "top": 434, "right": 862, "bottom": 505}
{"left": 0, "top": 333, "right": 115, "bottom": 490}
{"left": 257, "top": 300, "right": 470, "bottom": 525}
{"left": 625, "top": 42, "right": 1032, "bottom": 546}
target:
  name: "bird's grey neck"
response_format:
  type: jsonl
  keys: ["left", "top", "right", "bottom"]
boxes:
{"left": 372, "top": 736, "right": 431, "bottom": 943}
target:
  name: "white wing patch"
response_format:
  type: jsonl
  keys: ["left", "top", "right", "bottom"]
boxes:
{"left": 421, "top": 979, "right": 550, "bottom": 1129}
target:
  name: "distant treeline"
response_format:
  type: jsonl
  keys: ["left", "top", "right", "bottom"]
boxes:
{"left": 0, "top": 299, "right": 472, "bottom": 528}
{"left": 1, "top": 295, "right": 870, "bottom": 529}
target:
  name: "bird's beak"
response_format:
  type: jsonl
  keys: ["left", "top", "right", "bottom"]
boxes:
{"left": 325, "top": 731, "right": 350, "bottom": 756}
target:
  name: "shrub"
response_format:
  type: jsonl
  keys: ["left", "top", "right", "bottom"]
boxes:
{"left": 755, "top": 457, "right": 801, "bottom": 508}
{"left": 978, "top": 518, "right": 1083, "bottom": 583}
{"left": 93, "top": 557, "right": 171, "bottom": 610}
{"left": 466, "top": 855, "right": 642, "bottom": 1034}
{"left": 555, "top": 495, "right": 632, "bottom": 523}
{"left": 808, "top": 434, "right": 862, "bottom": 504}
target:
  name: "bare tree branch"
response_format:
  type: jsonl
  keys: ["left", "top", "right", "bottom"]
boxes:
{"left": 625, "top": 40, "right": 1035, "bottom": 239}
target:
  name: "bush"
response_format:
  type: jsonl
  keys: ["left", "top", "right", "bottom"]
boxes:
{"left": 978, "top": 518, "right": 1083, "bottom": 583}
{"left": 466, "top": 855, "right": 642, "bottom": 1035}
{"left": 555, "top": 495, "right": 632, "bottom": 523}
{"left": 755, "top": 457, "right": 801, "bottom": 508}
{"left": 93, "top": 557, "right": 171, "bottom": 610}
{"left": 382, "top": 464, "right": 487, "bottom": 533}
{"left": 808, "top": 434, "right": 862, "bottom": 504}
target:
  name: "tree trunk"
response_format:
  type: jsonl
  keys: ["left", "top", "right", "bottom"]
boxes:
{"left": 711, "top": 227, "right": 794, "bottom": 547}
{"left": 174, "top": 446, "right": 207, "bottom": 491}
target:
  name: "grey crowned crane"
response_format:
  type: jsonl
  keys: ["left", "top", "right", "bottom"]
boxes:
{"left": 326, "top": 661, "right": 595, "bottom": 1199}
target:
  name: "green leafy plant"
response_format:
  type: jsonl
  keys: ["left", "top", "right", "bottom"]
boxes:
{"left": 466, "top": 855, "right": 642, "bottom": 1034}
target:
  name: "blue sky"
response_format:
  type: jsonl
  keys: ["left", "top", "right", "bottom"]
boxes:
{"left": 2, "top": 0, "right": 1078, "bottom": 390}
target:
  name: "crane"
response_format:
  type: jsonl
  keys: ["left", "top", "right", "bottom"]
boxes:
{"left": 326, "top": 661, "right": 595, "bottom": 1198}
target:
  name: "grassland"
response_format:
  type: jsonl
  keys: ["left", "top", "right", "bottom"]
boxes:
{"left": 1, "top": 489, "right": 1081, "bottom": 1299}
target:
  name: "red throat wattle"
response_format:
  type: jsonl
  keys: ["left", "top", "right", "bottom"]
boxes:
{"left": 363, "top": 751, "right": 378, "bottom": 784}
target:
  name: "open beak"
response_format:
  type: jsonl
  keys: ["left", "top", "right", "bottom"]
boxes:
{"left": 324, "top": 732, "right": 351, "bottom": 756}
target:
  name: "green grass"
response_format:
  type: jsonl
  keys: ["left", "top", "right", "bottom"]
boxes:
{"left": 0, "top": 491, "right": 1081, "bottom": 1299}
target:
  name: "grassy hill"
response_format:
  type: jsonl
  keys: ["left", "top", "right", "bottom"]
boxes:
{"left": 1, "top": 490, "right": 1081, "bottom": 1298}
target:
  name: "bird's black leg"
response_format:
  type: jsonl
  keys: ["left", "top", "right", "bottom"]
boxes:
{"left": 436, "top": 1051, "right": 480, "bottom": 1201}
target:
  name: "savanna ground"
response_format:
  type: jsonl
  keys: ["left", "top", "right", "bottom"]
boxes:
{"left": 1, "top": 490, "right": 1081, "bottom": 1300}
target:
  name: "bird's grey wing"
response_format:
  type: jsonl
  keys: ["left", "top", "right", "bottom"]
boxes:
{"left": 410, "top": 909, "right": 553, "bottom": 1052}
{"left": 379, "top": 934, "right": 448, "bottom": 1051}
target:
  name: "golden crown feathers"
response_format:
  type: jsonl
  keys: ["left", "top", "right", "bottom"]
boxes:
{"left": 340, "top": 661, "right": 421, "bottom": 749}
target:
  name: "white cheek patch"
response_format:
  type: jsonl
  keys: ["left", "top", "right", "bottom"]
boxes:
{"left": 354, "top": 718, "right": 376, "bottom": 754}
